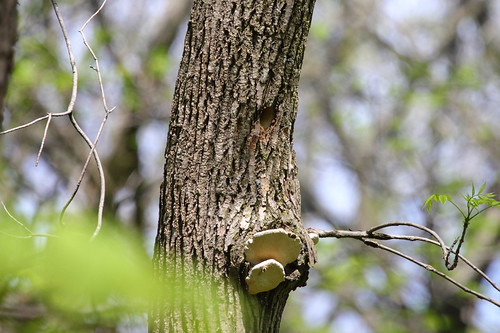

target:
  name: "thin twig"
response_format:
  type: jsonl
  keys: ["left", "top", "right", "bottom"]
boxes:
{"left": 0, "top": 115, "right": 49, "bottom": 135}
{"left": 75, "top": 0, "right": 116, "bottom": 240}
{"left": 79, "top": 0, "right": 115, "bottom": 114}
{"left": 310, "top": 224, "right": 500, "bottom": 307}
{"left": 35, "top": 113, "right": 52, "bottom": 166}
{"left": 362, "top": 232, "right": 499, "bottom": 293}
{"left": 2, "top": 0, "right": 112, "bottom": 240}
{"left": 1, "top": 201, "right": 57, "bottom": 238}
{"left": 88, "top": 115, "right": 110, "bottom": 241}
{"left": 0, "top": 1, "right": 78, "bottom": 137}
{"left": 51, "top": 0, "right": 78, "bottom": 116}
{"left": 59, "top": 113, "right": 108, "bottom": 241}
{"left": 367, "top": 221, "right": 448, "bottom": 262}
{"left": 1, "top": 201, "right": 32, "bottom": 234}
{"left": 446, "top": 221, "right": 470, "bottom": 270}
{"left": 408, "top": 236, "right": 500, "bottom": 293}
{"left": 54, "top": 0, "right": 115, "bottom": 240}
{"left": 365, "top": 240, "right": 500, "bottom": 307}
{"left": 59, "top": 114, "right": 106, "bottom": 233}
{"left": 310, "top": 226, "right": 500, "bottom": 292}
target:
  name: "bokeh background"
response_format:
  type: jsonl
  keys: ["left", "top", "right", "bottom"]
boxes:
{"left": 1, "top": 0, "right": 500, "bottom": 332}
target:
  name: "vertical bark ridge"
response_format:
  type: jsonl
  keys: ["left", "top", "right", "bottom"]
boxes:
{"left": 152, "top": 0, "right": 316, "bottom": 331}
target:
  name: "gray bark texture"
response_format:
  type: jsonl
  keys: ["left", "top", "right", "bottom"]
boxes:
{"left": 0, "top": 0, "right": 17, "bottom": 129}
{"left": 151, "top": 0, "right": 316, "bottom": 331}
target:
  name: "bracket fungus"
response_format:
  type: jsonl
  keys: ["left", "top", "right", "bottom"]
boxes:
{"left": 244, "top": 229, "right": 302, "bottom": 294}
{"left": 245, "top": 259, "right": 285, "bottom": 294}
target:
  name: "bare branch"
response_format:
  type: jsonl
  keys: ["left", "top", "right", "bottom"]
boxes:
{"left": 367, "top": 221, "right": 448, "bottom": 263}
{"left": 59, "top": 113, "right": 106, "bottom": 241}
{"left": 2, "top": 0, "right": 114, "bottom": 240}
{"left": 368, "top": 240, "right": 500, "bottom": 308}
{"left": 51, "top": 0, "right": 78, "bottom": 117}
{"left": 309, "top": 222, "right": 500, "bottom": 308}
{"left": 0, "top": 115, "right": 49, "bottom": 135}
{"left": 79, "top": 0, "right": 115, "bottom": 114}
{"left": 409, "top": 236, "right": 500, "bottom": 293}
{"left": 73, "top": 0, "right": 116, "bottom": 240}
{"left": 50, "top": 0, "right": 109, "bottom": 240}
{"left": 1, "top": 0, "right": 78, "bottom": 136}
{"left": 49, "top": 0, "right": 110, "bottom": 240}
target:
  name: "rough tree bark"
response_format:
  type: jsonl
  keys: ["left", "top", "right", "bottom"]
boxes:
{"left": 0, "top": 0, "right": 17, "bottom": 128}
{"left": 151, "top": 0, "right": 316, "bottom": 331}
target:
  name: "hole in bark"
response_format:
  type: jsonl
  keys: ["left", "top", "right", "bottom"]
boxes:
{"left": 259, "top": 106, "right": 276, "bottom": 129}
{"left": 252, "top": 30, "right": 259, "bottom": 46}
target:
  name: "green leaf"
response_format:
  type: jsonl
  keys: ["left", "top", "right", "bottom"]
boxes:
{"left": 478, "top": 183, "right": 486, "bottom": 195}
{"left": 438, "top": 194, "right": 452, "bottom": 204}
{"left": 423, "top": 195, "right": 437, "bottom": 211}
{"left": 423, "top": 194, "right": 452, "bottom": 211}
{"left": 469, "top": 198, "right": 481, "bottom": 210}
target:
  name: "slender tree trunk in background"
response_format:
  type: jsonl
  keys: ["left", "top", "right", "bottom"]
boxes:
{"left": 151, "top": 0, "right": 316, "bottom": 331}
{"left": 0, "top": 0, "right": 17, "bottom": 129}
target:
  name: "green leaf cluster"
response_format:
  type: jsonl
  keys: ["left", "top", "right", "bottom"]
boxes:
{"left": 423, "top": 183, "right": 500, "bottom": 224}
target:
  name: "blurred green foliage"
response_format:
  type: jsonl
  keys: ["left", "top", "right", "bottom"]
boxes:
{"left": 0, "top": 212, "right": 157, "bottom": 331}
{"left": 3, "top": 0, "right": 500, "bottom": 332}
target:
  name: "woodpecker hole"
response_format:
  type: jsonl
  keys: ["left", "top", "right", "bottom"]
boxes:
{"left": 259, "top": 106, "right": 276, "bottom": 129}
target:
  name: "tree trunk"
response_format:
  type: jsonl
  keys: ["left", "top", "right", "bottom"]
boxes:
{"left": 0, "top": 0, "right": 17, "bottom": 128}
{"left": 151, "top": 0, "right": 316, "bottom": 331}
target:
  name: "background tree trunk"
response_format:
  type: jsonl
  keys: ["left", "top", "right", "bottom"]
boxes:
{"left": 0, "top": 0, "right": 17, "bottom": 128}
{"left": 151, "top": 0, "right": 316, "bottom": 331}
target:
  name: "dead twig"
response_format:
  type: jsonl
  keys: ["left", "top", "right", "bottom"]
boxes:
{"left": 2, "top": 0, "right": 114, "bottom": 240}
{"left": 51, "top": 0, "right": 112, "bottom": 241}
{"left": 75, "top": 0, "right": 116, "bottom": 240}
{"left": 0, "top": 0, "right": 78, "bottom": 137}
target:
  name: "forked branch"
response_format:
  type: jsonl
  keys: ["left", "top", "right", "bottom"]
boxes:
{"left": 1, "top": 0, "right": 114, "bottom": 240}
{"left": 309, "top": 220, "right": 500, "bottom": 308}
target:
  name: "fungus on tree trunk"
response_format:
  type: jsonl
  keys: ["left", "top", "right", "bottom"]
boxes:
{"left": 246, "top": 259, "right": 285, "bottom": 294}
{"left": 244, "top": 229, "right": 303, "bottom": 294}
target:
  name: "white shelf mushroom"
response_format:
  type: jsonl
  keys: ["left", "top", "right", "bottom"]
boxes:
{"left": 244, "top": 229, "right": 302, "bottom": 294}
{"left": 245, "top": 259, "right": 285, "bottom": 294}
